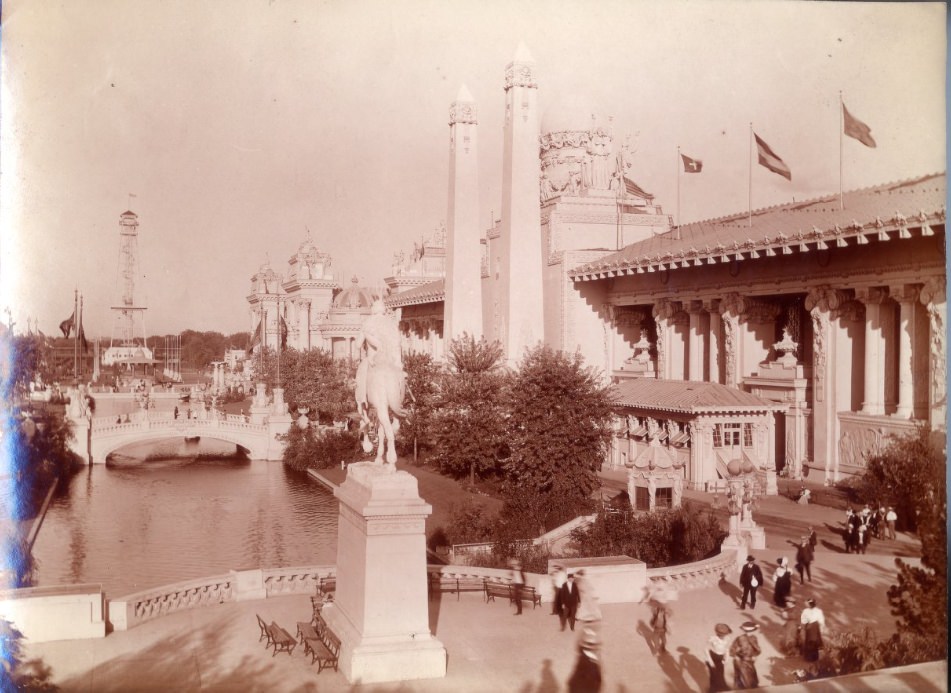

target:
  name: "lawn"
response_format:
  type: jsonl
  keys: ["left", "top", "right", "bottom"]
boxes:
{"left": 317, "top": 458, "right": 503, "bottom": 541}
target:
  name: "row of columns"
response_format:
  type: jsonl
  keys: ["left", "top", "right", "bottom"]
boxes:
{"left": 610, "top": 277, "right": 946, "bottom": 427}
{"left": 400, "top": 318, "right": 444, "bottom": 359}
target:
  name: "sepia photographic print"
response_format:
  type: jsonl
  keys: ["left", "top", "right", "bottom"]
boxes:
{"left": 1, "top": 1, "right": 946, "bottom": 690}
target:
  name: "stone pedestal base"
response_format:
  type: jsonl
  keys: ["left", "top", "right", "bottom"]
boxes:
{"left": 324, "top": 462, "right": 446, "bottom": 684}
{"left": 739, "top": 521, "right": 767, "bottom": 550}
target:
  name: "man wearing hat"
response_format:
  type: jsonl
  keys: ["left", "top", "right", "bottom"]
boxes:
{"left": 705, "top": 623, "right": 732, "bottom": 692}
{"left": 730, "top": 621, "right": 762, "bottom": 689}
{"left": 738, "top": 555, "right": 764, "bottom": 610}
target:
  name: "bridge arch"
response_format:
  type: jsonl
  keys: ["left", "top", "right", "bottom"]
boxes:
{"left": 89, "top": 420, "right": 275, "bottom": 464}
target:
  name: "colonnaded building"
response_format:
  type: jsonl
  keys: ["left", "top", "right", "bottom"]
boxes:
{"left": 384, "top": 44, "right": 947, "bottom": 500}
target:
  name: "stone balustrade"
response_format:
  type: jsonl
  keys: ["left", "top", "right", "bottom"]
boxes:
{"left": 109, "top": 573, "right": 235, "bottom": 631}
{"left": 94, "top": 548, "right": 740, "bottom": 633}
{"left": 646, "top": 547, "right": 740, "bottom": 592}
{"left": 263, "top": 565, "right": 335, "bottom": 597}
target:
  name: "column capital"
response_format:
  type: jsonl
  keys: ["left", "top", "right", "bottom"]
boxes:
{"left": 889, "top": 284, "right": 920, "bottom": 304}
{"left": 718, "top": 293, "right": 745, "bottom": 317}
{"left": 805, "top": 286, "right": 847, "bottom": 313}
{"left": 919, "top": 277, "right": 946, "bottom": 307}
{"left": 653, "top": 299, "right": 680, "bottom": 320}
{"left": 702, "top": 299, "right": 721, "bottom": 314}
{"left": 855, "top": 286, "right": 889, "bottom": 305}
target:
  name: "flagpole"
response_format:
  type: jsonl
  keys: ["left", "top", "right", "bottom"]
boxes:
{"left": 73, "top": 289, "right": 78, "bottom": 379}
{"left": 676, "top": 146, "right": 681, "bottom": 233}
{"left": 839, "top": 91, "right": 844, "bottom": 211}
{"left": 79, "top": 294, "right": 84, "bottom": 378}
{"left": 748, "top": 123, "right": 753, "bottom": 228}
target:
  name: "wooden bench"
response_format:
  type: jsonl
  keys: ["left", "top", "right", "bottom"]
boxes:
{"left": 256, "top": 614, "right": 271, "bottom": 645}
{"left": 318, "top": 576, "right": 336, "bottom": 594}
{"left": 483, "top": 581, "right": 512, "bottom": 604}
{"left": 305, "top": 612, "right": 340, "bottom": 673}
{"left": 483, "top": 582, "right": 542, "bottom": 609}
{"left": 428, "top": 575, "right": 486, "bottom": 600}
{"left": 296, "top": 621, "right": 319, "bottom": 645}
{"left": 268, "top": 622, "right": 297, "bottom": 657}
{"left": 516, "top": 585, "right": 542, "bottom": 609}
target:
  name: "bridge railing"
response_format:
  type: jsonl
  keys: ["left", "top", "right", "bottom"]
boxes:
{"left": 90, "top": 416, "right": 268, "bottom": 435}
{"left": 262, "top": 565, "right": 336, "bottom": 597}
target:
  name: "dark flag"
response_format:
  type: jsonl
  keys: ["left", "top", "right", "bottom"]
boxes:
{"left": 279, "top": 316, "right": 288, "bottom": 350}
{"left": 843, "top": 104, "right": 877, "bottom": 148}
{"left": 59, "top": 311, "right": 75, "bottom": 338}
{"left": 753, "top": 133, "right": 792, "bottom": 181}
{"left": 77, "top": 319, "right": 88, "bottom": 353}
{"left": 249, "top": 318, "right": 262, "bottom": 353}
{"left": 623, "top": 177, "right": 655, "bottom": 201}
{"left": 680, "top": 153, "right": 703, "bottom": 173}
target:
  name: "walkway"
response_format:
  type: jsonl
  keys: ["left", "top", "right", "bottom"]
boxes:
{"left": 23, "top": 493, "right": 944, "bottom": 691}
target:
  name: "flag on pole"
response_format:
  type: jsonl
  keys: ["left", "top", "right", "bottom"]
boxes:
{"left": 680, "top": 153, "right": 703, "bottom": 173}
{"left": 623, "top": 177, "right": 655, "bottom": 201}
{"left": 279, "top": 315, "right": 288, "bottom": 351}
{"left": 753, "top": 133, "right": 791, "bottom": 181}
{"left": 843, "top": 104, "right": 877, "bottom": 148}
{"left": 59, "top": 311, "right": 75, "bottom": 338}
{"left": 249, "top": 318, "right": 262, "bottom": 352}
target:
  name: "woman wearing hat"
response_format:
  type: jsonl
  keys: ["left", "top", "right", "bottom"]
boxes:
{"left": 729, "top": 621, "right": 762, "bottom": 689}
{"left": 800, "top": 598, "right": 825, "bottom": 678}
{"left": 705, "top": 623, "right": 732, "bottom": 692}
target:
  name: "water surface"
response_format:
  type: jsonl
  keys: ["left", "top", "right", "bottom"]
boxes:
{"left": 31, "top": 439, "right": 337, "bottom": 597}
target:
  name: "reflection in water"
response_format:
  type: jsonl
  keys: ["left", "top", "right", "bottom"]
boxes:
{"left": 31, "top": 439, "right": 337, "bottom": 597}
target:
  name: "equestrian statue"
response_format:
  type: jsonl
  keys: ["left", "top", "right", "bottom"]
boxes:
{"left": 355, "top": 299, "right": 407, "bottom": 470}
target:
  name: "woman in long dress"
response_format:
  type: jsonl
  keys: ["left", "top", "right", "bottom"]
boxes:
{"left": 730, "top": 622, "right": 762, "bottom": 689}
{"left": 773, "top": 557, "right": 792, "bottom": 607}
{"left": 705, "top": 623, "right": 732, "bottom": 692}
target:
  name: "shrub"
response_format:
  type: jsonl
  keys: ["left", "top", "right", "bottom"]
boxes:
{"left": 282, "top": 424, "right": 360, "bottom": 471}
{"left": 569, "top": 503, "right": 726, "bottom": 568}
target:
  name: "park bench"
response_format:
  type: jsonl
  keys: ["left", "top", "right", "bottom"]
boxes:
{"left": 267, "top": 622, "right": 297, "bottom": 657}
{"left": 256, "top": 614, "right": 271, "bottom": 645}
{"left": 319, "top": 576, "right": 336, "bottom": 594}
{"left": 428, "top": 575, "right": 486, "bottom": 600}
{"left": 296, "top": 620, "right": 319, "bottom": 645}
{"left": 483, "top": 581, "right": 542, "bottom": 609}
{"left": 305, "top": 612, "right": 341, "bottom": 673}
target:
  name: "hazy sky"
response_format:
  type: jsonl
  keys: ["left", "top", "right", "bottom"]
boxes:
{"left": 1, "top": 0, "right": 945, "bottom": 337}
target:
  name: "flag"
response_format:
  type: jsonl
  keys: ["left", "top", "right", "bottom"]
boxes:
{"left": 59, "top": 311, "right": 75, "bottom": 338}
{"left": 78, "top": 323, "right": 88, "bottom": 353}
{"left": 753, "top": 133, "right": 791, "bottom": 181}
{"left": 623, "top": 177, "right": 655, "bottom": 201}
{"left": 843, "top": 104, "right": 877, "bottom": 148}
{"left": 249, "top": 318, "right": 262, "bottom": 352}
{"left": 681, "top": 153, "right": 703, "bottom": 173}
{"left": 279, "top": 315, "right": 288, "bottom": 350}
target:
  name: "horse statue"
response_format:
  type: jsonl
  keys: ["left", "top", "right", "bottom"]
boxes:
{"left": 354, "top": 300, "right": 407, "bottom": 470}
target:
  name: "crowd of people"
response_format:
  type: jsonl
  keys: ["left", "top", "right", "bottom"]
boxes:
{"left": 845, "top": 503, "right": 897, "bottom": 552}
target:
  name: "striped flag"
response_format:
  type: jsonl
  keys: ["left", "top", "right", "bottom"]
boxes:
{"left": 753, "top": 133, "right": 791, "bottom": 181}
{"left": 843, "top": 104, "right": 877, "bottom": 148}
{"left": 680, "top": 153, "right": 703, "bottom": 173}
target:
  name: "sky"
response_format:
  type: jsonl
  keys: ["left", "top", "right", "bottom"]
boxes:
{"left": 1, "top": 0, "right": 946, "bottom": 337}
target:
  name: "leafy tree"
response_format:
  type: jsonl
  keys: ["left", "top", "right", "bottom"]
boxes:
{"left": 861, "top": 427, "right": 947, "bottom": 657}
{"left": 282, "top": 422, "right": 360, "bottom": 471}
{"left": 257, "top": 348, "right": 355, "bottom": 424}
{"left": 444, "top": 500, "right": 497, "bottom": 545}
{"left": 398, "top": 351, "right": 442, "bottom": 461}
{"left": 430, "top": 335, "right": 510, "bottom": 484}
{"left": 1, "top": 619, "right": 56, "bottom": 690}
{"left": 502, "top": 346, "right": 613, "bottom": 533}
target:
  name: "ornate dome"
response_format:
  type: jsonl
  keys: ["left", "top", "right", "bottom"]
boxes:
{"left": 332, "top": 277, "right": 381, "bottom": 310}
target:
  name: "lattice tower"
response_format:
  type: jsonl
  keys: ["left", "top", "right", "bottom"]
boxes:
{"left": 109, "top": 210, "right": 148, "bottom": 348}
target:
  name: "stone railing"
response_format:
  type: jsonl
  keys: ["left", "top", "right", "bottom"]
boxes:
{"left": 646, "top": 547, "right": 739, "bottom": 592}
{"left": 263, "top": 565, "right": 335, "bottom": 597}
{"left": 425, "top": 564, "right": 532, "bottom": 588}
{"left": 109, "top": 573, "right": 234, "bottom": 631}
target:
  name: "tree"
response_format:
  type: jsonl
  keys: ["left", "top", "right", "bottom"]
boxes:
{"left": 502, "top": 346, "right": 613, "bottom": 533}
{"left": 430, "top": 335, "right": 510, "bottom": 484}
{"left": 257, "top": 348, "right": 355, "bottom": 424}
{"left": 398, "top": 351, "right": 442, "bottom": 461}
{"left": 863, "top": 427, "right": 947, "bottom": 658}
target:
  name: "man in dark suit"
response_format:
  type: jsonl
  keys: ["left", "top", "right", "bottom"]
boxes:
{"left": 559, "top": 572, "right": 580, "bottom": 631}
{"left": 739, "top": 555, "right": 764, "bottom": 610}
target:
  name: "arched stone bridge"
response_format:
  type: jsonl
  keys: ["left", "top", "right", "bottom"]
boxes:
{"left": 82, "top": 414, "right": 289, "bottom": 464}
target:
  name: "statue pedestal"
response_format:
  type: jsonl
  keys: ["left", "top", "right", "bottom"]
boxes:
{"left": 322, "top": 462, "right": 446, "bottom": 684}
